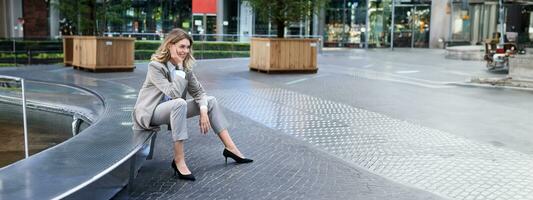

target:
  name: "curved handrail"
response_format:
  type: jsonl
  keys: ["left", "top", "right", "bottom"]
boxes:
{"left": 0, "top": 78, "right": 106, "bottom": 171}
{"left": 0, "top": 73, "right": 155, "bottom": 200}
{"left": 0, "top": 75, "right": 28, "bottom": 158}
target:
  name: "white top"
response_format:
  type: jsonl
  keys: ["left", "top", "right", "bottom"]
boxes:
{"left": 162, "top": 62, "right": 207, "bottom": 112}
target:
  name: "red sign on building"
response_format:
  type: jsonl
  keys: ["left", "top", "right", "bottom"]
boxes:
{"left": 192, "top": 0, "right": 217, "bottom": 15}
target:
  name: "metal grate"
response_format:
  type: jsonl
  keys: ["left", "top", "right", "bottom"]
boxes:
{"left": 211, "top": 87, "right": 533, "bottom": 200}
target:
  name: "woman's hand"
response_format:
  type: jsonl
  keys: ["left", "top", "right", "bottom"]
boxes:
{"left": 169, "top": 44, "right": 184, "bottom": 65}
{"left": 199, "top": 109, "right": 211, "bottom": 134}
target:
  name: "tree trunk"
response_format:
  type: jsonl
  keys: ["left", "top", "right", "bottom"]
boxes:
{"left": 276, "top": 19, "right": 285, "bottom": 38}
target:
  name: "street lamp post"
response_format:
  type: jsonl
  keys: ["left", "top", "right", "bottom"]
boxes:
{"left": 365, "top": 0, "right": 370, "bottom": 49}
{"left": 390, "top": 0, "right": 395, "bottom": 50}
{"left": 499, "top": 0, "right": 505, "bottom": 45}
{"left": 449, "top": 0, "right": 453, "bottom": 43}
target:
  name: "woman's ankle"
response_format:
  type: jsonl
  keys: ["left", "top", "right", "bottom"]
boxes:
{"left": 225, "top": 147, "right": 244, "bottom": 157}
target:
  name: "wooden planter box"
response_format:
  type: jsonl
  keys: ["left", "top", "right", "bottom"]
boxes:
{"left": 62, "top": 36, "right": 74, "bottom": 66}
{"left": 65, "top": 36, "right": 135, "bottom": 72}
{"left": 249, "top": 38, "right": 318, "bottom": 73}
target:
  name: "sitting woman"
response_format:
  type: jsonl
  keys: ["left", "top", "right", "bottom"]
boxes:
{"left": 132, "top": 28, "right": 252, "bottom": 181}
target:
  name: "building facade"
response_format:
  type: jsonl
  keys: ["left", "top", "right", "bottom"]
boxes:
{"left": 1, "top": 0, "right": 532, "bottom": 49}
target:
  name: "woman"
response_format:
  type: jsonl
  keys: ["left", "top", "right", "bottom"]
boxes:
{"left": 132, "top": 28, "right": 252, "bottom": 181}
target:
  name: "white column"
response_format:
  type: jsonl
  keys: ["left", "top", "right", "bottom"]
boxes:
{"left": 488, "top": 3, "right": 497, "bottom": 39}
{"left": 49, "top": 0, "right": 60, "bottom": 38}
{"left": 239, "top": 1, "right": 253, "bottom": 42}
{"left": 429, "top": 0, "right": 450, "bottom": 48}
{"left": 471, "top": 4, "right": 480, "bottom": 44}
{"left": 482, "top": 3, "right": 489, "bottom": 40}
{"left": 7, "top": 0, "right": 23, "bottom": 38}
{"left": 313, "top": 6, "right": 325, "bottom": 36}
{"left": 217, "top": 0, "right": 224, "bottom": 37}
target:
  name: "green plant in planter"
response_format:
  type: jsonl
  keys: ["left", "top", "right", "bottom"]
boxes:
{"left": 243, "top": 0, "right": 329, "bottom": 38}
{"left": 53, "top": 0, "right": 131, "bottom": 36}
{"left": 33, "top": 53, "right": 64, "bottom": 59}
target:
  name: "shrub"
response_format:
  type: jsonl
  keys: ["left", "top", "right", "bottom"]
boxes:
{"left": 135, "top": 41, "right": 161, "bottom": 50}
{"left": 194, "top": 51, "right": 250, "bottom": 59}
{"left": 0, "top": 40, "right": 251, "bottom": 63}
{"left": 193, "top": 42, "right": 250, "bottom": 51}
{"left": 0, "top": 63, "right": 16, "bottom": 67}
{"left": 134, "top": 50, "right": 249, "bottom": 61}
{"left": 0, "top": 53, "right": 28, "bottom": 59}
{"left": 33, "top": 53, "right": 64, "bottom": 59}
{"left": 135, "top": 41, "right": 250, "bottom": 51}
{"left": 135, "top": 50, "right": 155, "bottom": 60}
{"left": 0, "top": 40, "right": 62, "bottom": 51}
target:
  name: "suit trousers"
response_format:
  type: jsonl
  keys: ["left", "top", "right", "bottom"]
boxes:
{"left": 150, "top": 96, "right": 229, "bottom": 141}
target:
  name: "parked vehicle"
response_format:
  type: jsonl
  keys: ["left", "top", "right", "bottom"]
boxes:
{"left": 484, "top": 42, "right": 517, "bottom": 71}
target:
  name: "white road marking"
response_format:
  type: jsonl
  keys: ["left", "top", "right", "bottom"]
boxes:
{"left": 285, "top": 74, "right": 329, "bottom": 85}
{"left": 285, "top": 78, "right": 309, "bottom": 85}
{"left": 396, "top": 70, "right": 420, "bottom": 74}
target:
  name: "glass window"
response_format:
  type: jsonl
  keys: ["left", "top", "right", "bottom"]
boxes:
{"left": 368, "top": 0, "right": 391, "bottom": 48}
{"left": 451, "top": 2, "right": 471, "bottom": 41}
{"left": 324, "top": 0, "right": 367, "bottom": 47}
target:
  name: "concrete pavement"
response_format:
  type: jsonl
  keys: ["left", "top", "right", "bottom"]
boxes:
{"left": 121, "top": 49, "right": 533, "bottom": 200}
{"left": 3, "top": 48, "right": 532, "bottom": 200}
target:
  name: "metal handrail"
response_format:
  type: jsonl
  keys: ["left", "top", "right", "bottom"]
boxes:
{"left": 0, "top": 75, "right": 28, "bottom": 158}
{"left": 102, "top": 32, "right": 324, "bottom": 53}
{"left": 103, "top": 32, "right": 323, "bottom": 38}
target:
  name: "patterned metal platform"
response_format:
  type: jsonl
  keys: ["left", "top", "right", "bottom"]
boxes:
{"left": 0, "top": 67, "right": 155, "bottom": 200}
{"left": 210, "top": 87, "right": 533, "bottom": 200}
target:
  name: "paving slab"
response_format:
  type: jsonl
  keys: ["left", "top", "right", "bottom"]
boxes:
{"left": 122, "top": 109, "right": 443, "bottom": 200}
{"left": 2, "top": 48, "right": 532, "bottom": 200}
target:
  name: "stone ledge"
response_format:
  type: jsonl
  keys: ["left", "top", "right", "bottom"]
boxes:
{"left": 509, "top": 54, "right": 533, "bottom": 81}
{"left": 470, "top": 76, "right": 533, "bottom": 89}
{"left": 444, "top": 45, "right": 484, "bottom": 61}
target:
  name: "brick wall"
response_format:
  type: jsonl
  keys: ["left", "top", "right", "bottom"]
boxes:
{"left": 23, "top": 0, "right": 49, "bottom": 38}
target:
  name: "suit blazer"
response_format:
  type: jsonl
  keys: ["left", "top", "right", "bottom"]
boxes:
{"left": 132, "top": 61, "right": 207, "bottom": 130}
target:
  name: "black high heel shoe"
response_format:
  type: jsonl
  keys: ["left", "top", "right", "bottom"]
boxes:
{"left": 171, "top": 160, "right": 196, "bottom": 181}
{"left": 223, "top": 149, "right": 253, "bottom": 164}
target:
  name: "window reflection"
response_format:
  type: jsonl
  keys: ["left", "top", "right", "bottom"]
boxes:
{"left": 325, "top": 0, "right": 367, "bottom": 48}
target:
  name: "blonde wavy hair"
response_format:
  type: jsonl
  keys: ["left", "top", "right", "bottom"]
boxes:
{"left": 150, "top": 28, "right": 195, "bottom": 70}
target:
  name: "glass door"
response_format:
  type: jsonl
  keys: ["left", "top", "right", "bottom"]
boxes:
{"left": 324, "top": 0, "right": 367, "bottom": 48}
{"left": 393, "top": 6, "right": 413, "bottom": 47}
{"left": 392, "top": 4, "right": 430, "bottom": 48}
{"left": 368, "top": 0, "right": 392, "bottom": 48}
{"left": 412, "top": 6, "right": 431, "bottom": 48}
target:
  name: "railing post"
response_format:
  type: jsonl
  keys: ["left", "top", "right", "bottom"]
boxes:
{"left": 0, "top": 75, "right": 29, "bottom": 158}
{"left": 72, "top": 115, "right": 83, "bottom": 136}
{"left": 21, "top": 78, "right": 29, "bottom": 158}
{"left": 147, "top": 133, "right": 157, "bottom": 160}
{"left": 28, "top": 50, "right": 32, "bottom": 65}
{"left": 12, "top": 39, "right": 17, "bottom": 66}
{"left": 128, "top": 154, "right": 136, "bottom": 195}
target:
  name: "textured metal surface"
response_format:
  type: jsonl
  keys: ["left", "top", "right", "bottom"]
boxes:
{"left": 0, "top": 80, "right": 104, "bottom": 123}
{"left": 0, "top": 67, "right": 154, "bottom": 200}
{"left": 210, "top": 87, "right": 533, "bottom": 200}
{"left": 1, "top": 56, "right": 530, "bottom": 200}
{"left": 125, "top": 107, "right": 442, "bottom": 200}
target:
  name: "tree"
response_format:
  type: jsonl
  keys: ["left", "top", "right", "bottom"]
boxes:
{"left": 53, "top": 0, "right": 131, "bottom": 36}
{"left": 102, "top": 0, "right": 132, "bottom": 33}
{"left": 243, "top": 0, "right": 329, "bottom": 38}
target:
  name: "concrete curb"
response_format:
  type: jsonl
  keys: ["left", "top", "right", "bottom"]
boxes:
{"left": 448, "top": 81, "right": 533, "bottom": 92}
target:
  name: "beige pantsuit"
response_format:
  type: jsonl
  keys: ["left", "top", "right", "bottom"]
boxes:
{"left": 132, "top": 61, "right": 228, "bottom": 141}
{"left": 150, "top": 96, "right": 228, "bottom": 141}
